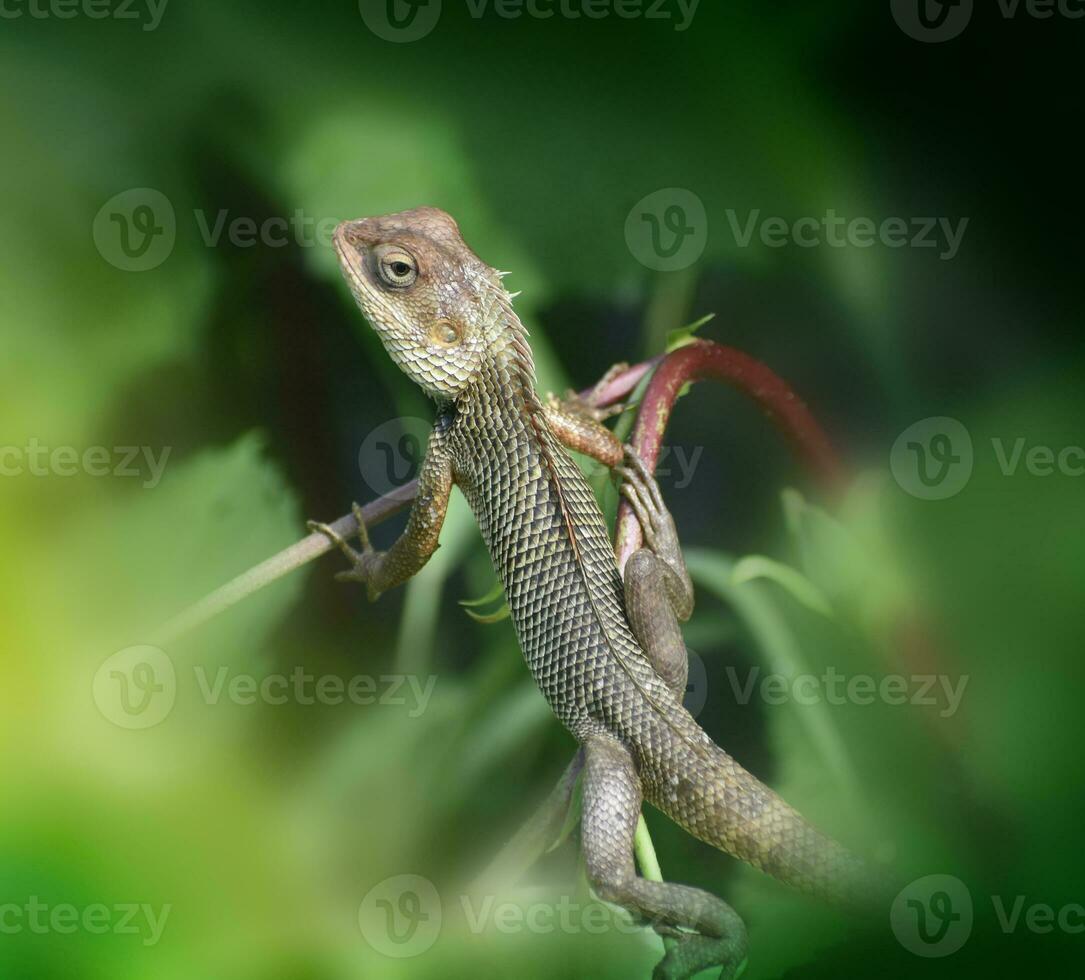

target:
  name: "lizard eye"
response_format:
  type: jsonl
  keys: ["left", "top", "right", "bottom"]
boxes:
{"left": 374, "top": 246, "right": 418, "bottom": 288}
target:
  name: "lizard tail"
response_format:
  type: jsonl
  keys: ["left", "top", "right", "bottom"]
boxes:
{"left": 642, "top": 726, "right": 887, "bottom": 909}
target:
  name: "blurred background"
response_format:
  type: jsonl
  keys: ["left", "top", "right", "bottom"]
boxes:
{"left": 1, "top": 1, "right": 1082, "bottom": 977}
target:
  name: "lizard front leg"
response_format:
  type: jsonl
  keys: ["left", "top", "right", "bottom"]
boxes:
{"left": 543, "top": 362, "right": 634, "bottom": 469}
{"left": 616, "top": 447, "right": 694, "bottom": 696}
{"left": 544, "top": 399, "right": 625, "bottom": 469}
{"left": 582, "top": 736, "right": 748, "bottom": 980}
{"left": 309, "top": 432, "right": 454, "bottom": 601}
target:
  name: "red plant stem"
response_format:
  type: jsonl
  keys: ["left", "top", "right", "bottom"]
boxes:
{"left": 584, "top": 357, "right": 662, "bottom": 408}
{"left": 615, "top": 341, "right": 846, "bottom": 569}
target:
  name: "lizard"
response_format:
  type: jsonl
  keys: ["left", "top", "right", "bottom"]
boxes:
{"left": 309, "top": 206, "right": 884, "bottom": 979}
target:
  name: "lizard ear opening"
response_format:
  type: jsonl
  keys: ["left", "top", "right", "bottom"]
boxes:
{"left": 428, "top": 318, "right": 462, "bottom": 348}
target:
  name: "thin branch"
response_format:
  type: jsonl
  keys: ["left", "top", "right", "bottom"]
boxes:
{"left": 150, "top": 482, "right": 417, "bottom": 646}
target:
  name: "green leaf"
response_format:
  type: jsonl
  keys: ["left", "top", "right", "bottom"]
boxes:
{"left": 731, "top": 555, "right": 836, "bottom": 620}
{"left": 463, "top": 603, "right": 512, "bottom": 625}
{"left": 781, "top": 488, "right": 867, "bottom": 604}
{"left": 459, "top": 577, "right": 511, "bottom": 624}
{"left": 685, "top": 549, "right": 859, "bottom": 800}
{"left": 459, "top": 579, "right": 506, "bottom": 607}
{"left": 665, "top": 312, "right": 715, "bottom": 352}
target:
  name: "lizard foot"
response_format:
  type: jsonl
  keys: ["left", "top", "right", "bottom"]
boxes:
{"left": 567, "top": 360, "right": 633, "bottom": 420}
{"left": 652, "top": 933, "right": 748, "bottom": 980}
{"left": 616, "top": 446, "right": 681, "bottom": 560}
{"left": 307, "top": 502, "right": 382, "bottom": 597}
{"left": 546, "top": 387, "right": 625, "bottom": 423}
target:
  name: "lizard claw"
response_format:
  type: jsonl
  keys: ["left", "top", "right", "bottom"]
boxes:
{"left": 618, "top": 477, "right": 659, "bottom": 551}
{"left": 546, "top": 388, "right": 624, "bottom": 423}
{"left": 550, "top": 360, "right": 633, "bottom": 421}
{"left": 651, "top": 935, "right": 748, "bottom": 980}
{"left": 306, "top": 518, "right": 353, "bottom": 554}
{"left": 617, "top": 446, "right": 679, "bottom": 556}
{"left": 308, "top": 503, "right": 383, "bottom": 600}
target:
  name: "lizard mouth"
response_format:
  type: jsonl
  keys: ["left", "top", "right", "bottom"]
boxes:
{"left": 332, "top": 221, "right": 363, "bottom": 265}
{"left": 332, "top": 221, "right": 372, "bottom": 302}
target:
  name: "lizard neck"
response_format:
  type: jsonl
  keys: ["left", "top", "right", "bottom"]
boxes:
{"left": 457, "top": 314, "right": 545, "bottom": 427}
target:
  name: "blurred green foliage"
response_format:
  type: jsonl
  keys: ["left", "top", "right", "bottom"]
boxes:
{"left": 1, "top": 2, "right": 1082, "bottom": 978}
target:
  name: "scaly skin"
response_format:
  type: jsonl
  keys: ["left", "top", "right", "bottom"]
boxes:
{"left": 315, "top": 207, "right": 884, "bottom": 979}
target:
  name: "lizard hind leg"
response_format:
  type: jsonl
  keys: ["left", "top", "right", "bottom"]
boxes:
{"left": 623, "top": 550, "right": 690, "bottom": 697}
{"left": 617, "top": 446, "right": 694, "bottom": 619}
{"left": 581, "top": 736, "right": 748, "bottom": 980}
{"left": 618, "top": 446, "right": 695, "bottom": 696}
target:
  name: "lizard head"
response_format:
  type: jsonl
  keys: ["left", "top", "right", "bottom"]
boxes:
{"left": 333, "top": 207, "right": 520, "bottom": 402}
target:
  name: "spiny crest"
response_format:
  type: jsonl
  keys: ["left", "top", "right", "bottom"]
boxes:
{"left": 467, "top": 264, "right": 540, "bottom": 408}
